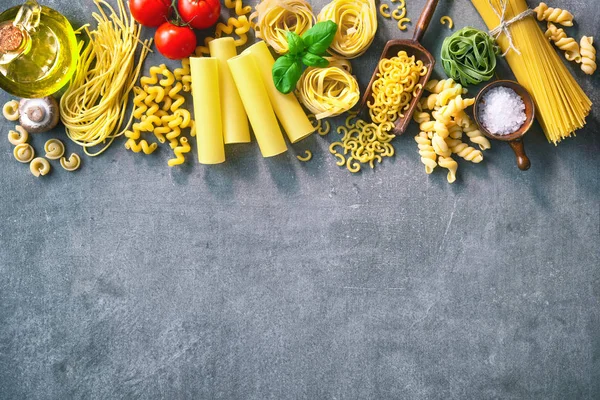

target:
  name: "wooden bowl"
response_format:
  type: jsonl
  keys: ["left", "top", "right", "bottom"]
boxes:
{"left": 473, "top": 80, "right": 535, "bottom": 171}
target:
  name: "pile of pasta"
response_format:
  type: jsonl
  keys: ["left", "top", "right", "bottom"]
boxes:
{"left": 378, "top": 0, "right": 411, "bottom": 31}
{"left": 3, "top": 115, "right": 81, "bottom": 176}
{"left": 413, "top": 78, "right": 491, "bottom": 183}
{"left": 328, "top": 51, "right": 427, "bottom": 173}
{"left": 296, "top": 57, "right": 359, "bottom": 119}
{"left": 533, "top": 2, "right": 596, "bottom": 75}
{"left": 196, "top": 0, "right": 253, "bottom": 56}
{"left": 125, "top": 63, "right": 194, "bottom": 167}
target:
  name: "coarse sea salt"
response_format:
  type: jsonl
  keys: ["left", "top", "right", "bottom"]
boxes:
{"left": 478, "top": 86, "right": 526, "bottom": 135}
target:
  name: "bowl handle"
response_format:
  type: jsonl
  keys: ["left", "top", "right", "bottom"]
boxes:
{"left": 413, "top": 0, "right": 440, "bottom": 43}
{"left": 508, "top": 139, "right": 531, "bottom": 171}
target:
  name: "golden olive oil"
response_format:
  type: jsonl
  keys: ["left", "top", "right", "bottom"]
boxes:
{"left": 0, "top": 0, "right": 78, "bottom": 98}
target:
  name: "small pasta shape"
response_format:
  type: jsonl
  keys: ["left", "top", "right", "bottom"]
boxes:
{"left": 413, "top": 110, "right": 431, "bottom": 124}
{"left": 224, "top": 0, "right": 252, "bottom": 16}
{"left": 159, "top": 68, "right": 175, "bottom": 87}
{"left": 448, "top": 124, "right": 463, "bottom": 140}
{"left": 447, "top": 139, "right": 483, "bottom": 163}
{"left": 440, "top": 16, "right": 453, "bottom": 29}
{"left": 544, "top": 22, "right": 566, "bottom": 42}
{"left": 132, "top": 87, "right": 148, "bottom": 119}
{"left": 424, "top": 78, "right": 466, "bottom": 94}
{"left": 431, "top": 133, "right": 451, "bottom": 157}
{"left": 580, "top": 36, "right": 596, "bottom": 75}
{"left": 44, "top": 139, "right": 65, "bottom": 159}
{"left": 379, "top": 4, "right": 391, "bottom": 18}
{"left": 8, "top": 125, "right": 29, "bottom": 145}
{"left": 30, "top": 157, "right": 51, "bottom": 177}
{"left": 3, "top": 100, "right": 20, "bottom": 121}
{"left": 174, "top": 109, "right": 192, "bottom": 128}
{"left": 545, "top": 23, "right": 581, "bottom": 62}
{"left": 463, "top": 118, "right": 491, "bottom": 150}
{"left": 174, "top": 58, "right": 191, "bottom": 81}
{"left": 392, "top": 7, "right": 406, "bottom": 20}
{"left": 397, "top": 18, "right": 410, "bottom": 30}
{"left": 125, "top": 139, "right": 157, "bottom": 154}
{"left": 146, "top": 85, "right": 167, "bottom": 104}
{"left": 415, "top": 132, "right": 437, "bottom": 174}
{"left": 153, "top": 125, "right": 170, "bottom": 143}
{"left": 534, "top": 2, "right": 573, "bottom": 27}
{"left": 438, "top": 156, "right": 458, "bottom": 183}
{"left": 13, "top": 143, "right": 35, "bottom": 163}
{"left": 168, "top": 137, "right": 191, "bottom": 166}
{"left": 60, "top": 153, "right": 81, "bottom": 171}
{"left": 436, "top": 86, "right": 465, "bottom": 107}
{"left": 140, "top": 64, "right": 166, "bottom": 87}
{"left": 296, "top": 150, "right": 312, "bottom": 162}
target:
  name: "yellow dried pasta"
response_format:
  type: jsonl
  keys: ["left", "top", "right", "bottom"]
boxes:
{"left": 440, "top": 16, "right": 453, "bottom": 29}
{"left": 13, "top": 143, "right": 35, "bottom": 163}
{"left": 30, "top": 157, "right": 51, "bottom": 177}
{"left": 296, "top": 150, "right": 313, "bottom": 162}
{"left": 379, "top": 4, "right": 391, "bottom": 18}
{"left": 2, "top": 100, "right": 20, "bottom": 121}
{"left": 224, "top": 0, "right": 252, "bottom": 16}
{"left": 60, "top": 153, "right": 81, "bottom": 171}
{"left": 534, "top": 2, "right": 573, "bottom": 27}
{"left": 167, "top": 137, "right": 191, "bottom": 167}
{"left": 8, "top": 125, "right": 28, "bottom": 145}
{"left": 580, "top": 36, "right": 596, "bottom": 75}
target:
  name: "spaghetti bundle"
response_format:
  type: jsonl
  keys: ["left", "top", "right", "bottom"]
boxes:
{"left": 60, "top": 0, "right": 151, "bottom": 155}
{"left": 470, "top": 0, "right": 591, "bottom": 144}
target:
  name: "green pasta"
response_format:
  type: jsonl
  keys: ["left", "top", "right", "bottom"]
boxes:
{"left": 441, "top": 27, "right": 499, "bottom": 86}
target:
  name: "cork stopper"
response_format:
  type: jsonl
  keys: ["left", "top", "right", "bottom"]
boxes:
{"left": 0, "top": 25, "right": 23, "bottom": 53}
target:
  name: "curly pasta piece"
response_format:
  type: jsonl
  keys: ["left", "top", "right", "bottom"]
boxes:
{"left": 440, "top": 16, "right": 453, "bottom": 29}
{"left": 296, "top": 150, "right": 313, "bottom": 162}
{"left": 534, "top": 2, "right": 573, "bottom": 27}
{"left": 13, "top": 143, "right": 35, "bottom": 163}
{"left": 438, "top": 156, "right": 457, "bottom": 183}
{"left": 3, "top": 100, "right": 20, "bottom": 121}
{"left": 391, "top": 7, "right": 406, "bottom": 20}
{"left": 174, "top": 58, "right": 191, "bottom": 81}
{"left": 251, "top": 0, "right": 315, "bottom": 54}
{"left": 415, "top": 132, "right": 437, "bottom": 174}
{"left": 8, "top": 125, "right": 29, "bottom": 145}
{"left": 167, "top": 137, "right": 191, "bottom": 166}
{"left": 431, "top": 133, "right": 451, "bottom": 157}
{"left": 424, "top": 78, "right": 466, "bottom": 95}
{"left": 132, "top": 87, "right": 148, "bottom": 119}
{"left": 317, "top": 0, "right": 377, "bottom": 59}
{"left": 545, "top": 23, "right": 580, "bottom": 62}
{"left": 447, "top": 139, "right": 483, "bottom": 163}
{"left": 463, "top": 117, "right": 491, "bottom": 150}
{"left": 397, "top": 17, "right": 410, "bottom": 30}
{"left": 159, "top": 68, "right": 175, "bottom": 87}
{"left": 30, "top": 157, "right": 51, "bottom": 177}
{"left": 580, "top": 36, "right": 596, "bottom": 75}
{"left": 125, "top": 139, "right": 157, "bottom": 154}
{"left": 141, "top": 64, "right": 166, "bottom": 87}
{"left": 60, "top": 153, "right": 81, "bottom": 171}
{"left": 224, "top": 0, "right": 252, "bottom": 16}
{"left": 44, "top": 139, "right": 65, "bottom": 160}
{"left": 379, "top": 4, "right": 391, "bottom": 18}
{"left": 413, "top": 110, "right": 431, "bottom": 124}
{"left": 297, "top": 64, "right": 359, "bottom": 119}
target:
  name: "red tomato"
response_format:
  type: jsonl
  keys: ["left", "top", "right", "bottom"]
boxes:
{"left": 178, "top": 0, "right": 221, "bottom": 30}
{"left": 154, "top": 22, "right": 197, "bottom": 59}
{"left": 129, "top": 0, "right": 171, "bottom": 27}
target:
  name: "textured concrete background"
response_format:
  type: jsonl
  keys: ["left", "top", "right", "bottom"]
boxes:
{"left": 0, "top": 0, "right": 599, "bottom": 399}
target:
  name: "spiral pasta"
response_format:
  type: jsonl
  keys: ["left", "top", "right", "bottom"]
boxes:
{"left": 125, "top": 139, "right": 157, "bottom": 154}
{"left": 196, "top": 15, "right": 253, "bottom": 54}
{"left": 545, "top": 23, "right": 580, "bottom": 62}
{"left": 30, "top": 157, "right": 51, "bottom": 177}
{"left": 438, "top": 156, "right": 458, "bottom": 183}
{"left": 580, "top": 36, "right": 596, "bottom": 75}
{"left": 317, "top": 0, "right": 377, "bottom": 59}
{"left": 13, "top": 143, "right": 35, "bottom": 163}
{"left": 296, "top": 62, "right": 360, "bottom": 119}
{"left": 225, "top": 0, "right": 252, "bottom": 16}
{"left": 534, "top": 2, "right": 573, "bottom": 27}
{"left": 424, "top": 78, "right": 466, "bottom": 94}
{"left": 2, "top": 100, "right": 20, "bottom": 121}
{"left": 8, "top": 125, "right": 28, "bottom": 145}
{"left": 462, "top": 115, "right": 491, "bottom": 150}
{"left": 44, "top": 139, "right": 65, "bottom": 160}
{"left": 415, "top": 132, "right": 437, "bottom": 174}
{"left": 250, "top": 0, "right": 315, "bottom": 54}
{"left": 60, "top": 153, "right": 81, "bottom": 171}
{"left": 167, "top": 137, "right": 191, "bottom": 166}
{"left": 447, "top": 139, "right": 483, "bottom": 163}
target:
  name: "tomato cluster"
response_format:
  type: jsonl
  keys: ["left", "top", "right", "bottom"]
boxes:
{"left": 129, "top": 0, "right": 221, "bottom": 59}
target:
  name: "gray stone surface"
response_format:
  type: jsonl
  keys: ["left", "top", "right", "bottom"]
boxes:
{"left": 0, "top": 0, "right": 599, "bottom": 398}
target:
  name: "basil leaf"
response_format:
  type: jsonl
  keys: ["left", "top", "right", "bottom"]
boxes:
{"left": 286, "top": 31, "right": 305, "bottom": 56}
{"left": 301, "top": 21, "right": 338, "bottom": 56}
{"left": 302, "top": 53, "right": 329, "bottom": 68}
{"left": 272, "top": 54, "right": 304, "bottom": 94}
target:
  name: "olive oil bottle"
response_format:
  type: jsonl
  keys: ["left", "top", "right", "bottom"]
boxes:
{"left": 0, "top": 0, "right": 78, "bottom": 98}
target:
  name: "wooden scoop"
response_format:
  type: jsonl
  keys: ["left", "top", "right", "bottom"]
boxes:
{"left": 359, "top": 0, "right": 439, "bottom": 135}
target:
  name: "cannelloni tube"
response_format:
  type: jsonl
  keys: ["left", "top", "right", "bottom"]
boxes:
{"left": 190, "top": 57, "right": 225, "bottom": 164}
{"left": 243, "top": 41, "right": 314, "bottom": 143}
{"left": 228, "top": 52, "right": 287, "bottom": 157}
{"left": 209, "top": 38, "right": 250, "bottom": 144}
